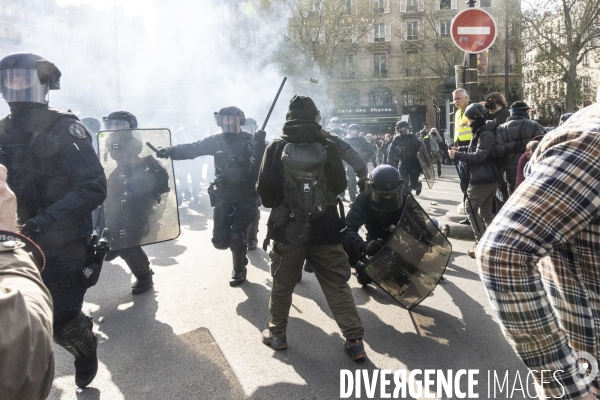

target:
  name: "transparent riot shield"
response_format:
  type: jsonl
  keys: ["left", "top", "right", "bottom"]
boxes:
{"left": 417, "top": 141, "right": 435, "bottom": 189}
{"left": 98, "top": 129, "right": 180, "bottom": 252}
{"left": 363, "top": 195, "right": 451, "bottom": 309}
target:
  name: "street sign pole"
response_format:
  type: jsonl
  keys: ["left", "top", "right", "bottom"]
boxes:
{"left": 466, "top": 0, "right": 478, "bottom": 102}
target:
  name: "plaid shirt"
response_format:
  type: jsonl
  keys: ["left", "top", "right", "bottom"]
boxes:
{"left": 477, "top": 103, "right": 600, "bottom": 399}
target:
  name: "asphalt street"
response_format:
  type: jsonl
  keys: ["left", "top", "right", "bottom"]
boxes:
{"left": 47, "top": 163, "right": 534, "bottom": 400}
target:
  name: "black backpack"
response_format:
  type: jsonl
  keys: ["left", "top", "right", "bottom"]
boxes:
{"left": 275, "top": 141, "right": 337, "bottom": 245}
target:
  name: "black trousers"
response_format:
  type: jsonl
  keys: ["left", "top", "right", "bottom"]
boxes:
{"left": 41, "top": 238, "right": 89, "bottom": 326}
{"left": 399, "top": 162, "right": 420, "bottom": 190}
{"left": 212, "top": 197, "right": 259, "bottom": 248}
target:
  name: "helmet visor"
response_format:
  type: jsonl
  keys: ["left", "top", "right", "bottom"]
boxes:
{"left": 105, "top": 119, "right": 131, "bottom": 130}
{"left": 369, "top": 189, "right": 404, "bottom": 212}
{"left": 219, "top": 115, "right": 241, "bottom": 133}
{"left": 0, "top": 69, "right": 48, "bottom": 103}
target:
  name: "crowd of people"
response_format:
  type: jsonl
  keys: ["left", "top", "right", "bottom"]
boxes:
{"left": 1, "top": 50, "right": 599, "bottom": 400}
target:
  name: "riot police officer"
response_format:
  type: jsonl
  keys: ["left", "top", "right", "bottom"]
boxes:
{"left": 102, "top": 111, "right": 161, "bottom": 294}
{"left": 0, "top": 53, "right": 107, "bottom": 388}
{"left": 343, "top": 165, "right": 410, "bottom": 284}
{"left": 387, "top": 120, "right": 422, "bottom": 195}
{"left": 343, "top": 124, "right": 375, "bottom": 202}
{"left": 156, "top": 107, "right": 265, "bottom": 286}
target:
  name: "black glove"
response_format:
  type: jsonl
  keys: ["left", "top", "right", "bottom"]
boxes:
{"left": 156, "top": 147, "right": 172, "bottom": 159}
{"left": 364, "top": 239, "right": 383, "bottom": 257}
{"left": 254, "top": 129, "right": 266, "bottom": 143}
{"left": 357, "top": 175, "right": 367, "bottom": 193}
{"left": 20, "top": 218, "right": 43, "bottom": 238}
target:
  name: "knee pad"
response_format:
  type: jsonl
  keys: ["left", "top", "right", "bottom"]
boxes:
{"left": 212, "top": 238, "right": 230, "bottom": 250}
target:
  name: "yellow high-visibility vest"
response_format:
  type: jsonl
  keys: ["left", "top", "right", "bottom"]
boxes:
{"left": 454, "top": 108, "right": 472, "bottom": 143}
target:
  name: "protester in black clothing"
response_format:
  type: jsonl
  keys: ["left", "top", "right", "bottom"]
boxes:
{"left": 257, "top": 95, "right": 366, "bottom": 361}
{"left": 493, "top": 101, "right": 545, "bottom": 195}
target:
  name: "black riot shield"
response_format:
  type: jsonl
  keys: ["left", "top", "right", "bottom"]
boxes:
{"left": 417, "top": 141, "right": 435, "bottom": 189}
{"left": 98, "top": 129, "right": 180, "bottom": 252}
{"left": 363, "top": 195, "right": 451, "bottom": 309}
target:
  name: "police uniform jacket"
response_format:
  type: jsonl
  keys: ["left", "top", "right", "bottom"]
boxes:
{"left": 0, "top": 107, "right": 107, "bottom": 248}
{"left": 343, "top": 190, "right": 409, "bottom": 259}
{"left": 387, "top": 134, "right": 421, "bottom": 168}
{"left": 167, "top": 131, "right": 265, "bottom": 203}
{"left": 322, "top": 130, "right": 367, "bottom": 178}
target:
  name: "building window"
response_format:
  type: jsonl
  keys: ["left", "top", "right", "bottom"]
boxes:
{"left": 582, "top": 76, "right": 591, "bottom": 91}
{"left": 341, "top": 54, "right": 355, "bottom": 79}
{"left": 439, "top": 0, "right": 451, "bottom": 9}
{"left": 374, "top": 24, "right": 385, "bottom": 42}
{"left": 440, "top": 20, "right": 451, "bottom": 37}
{"left": 372, "top": 0, "right": 389, "bottom": 13}
{"left": 406, "top": 52, "right": 420, "bottom": 76}
{"left": 583, "top": 52, "right": 589, "bottom": 67}
{"left": 406, "top": 21, "right": 418, "bottom": 40}
{"left": 369, "top": 87, "right": 393, "bottom": 106}
{"left": 374, "top": 53, "right": 387, "bottom": 78}
{"left": 343, "top": 0, "right": 352, "bottom": 14}
{"left": 406, "top": 0, "right": 419, "bottom": 12}
{"left": 480, "top": 0, "right": 492, "bottom": 7}
{"left": 402, "top": 90, "right": 420, "bottom": 106}
{"left": 338, "top": 88, "right": 360, "bottom": 108}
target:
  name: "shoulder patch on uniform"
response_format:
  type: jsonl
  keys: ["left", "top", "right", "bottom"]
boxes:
{"left": 68, "top": 123, "right": 87, "bottom": 139}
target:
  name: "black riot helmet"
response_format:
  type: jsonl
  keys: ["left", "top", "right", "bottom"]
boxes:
{"left": 104, "top": 110, "right": 138, "bottom": 130}
{"left": 347, "top": 124, "right": 360, "bottom": 138}
{"left": 0, "top": 53, "right": 61, "bottom": 104}
{"left": 366, "top": 165, "right": 405, "bottom": 212}
{"left": 395, "top": 120, "right": 409, "bottom": 135}
{"left": 464, "top": 103, "right": 488, "bottom": 121}
{"left": 214, "top": 106, "right": 245, "bottom": 133}
{"left": 81, "top": 117, "right": 101, "bottom": 134}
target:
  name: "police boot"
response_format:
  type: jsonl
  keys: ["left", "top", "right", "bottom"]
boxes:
{"left": 121, "top": 248, "right": 154, "bottom": 294}
{"left": 246, "top": 213, "right": 260, "bottom": 251}
{"left": 54, "top": 312, "right": 98, "bottom": 388}
{"left": 229, "top": 233, "right": 248, "bottom": 287}
{"left": 132, "top": 269, "right": 154, "bottom": 294}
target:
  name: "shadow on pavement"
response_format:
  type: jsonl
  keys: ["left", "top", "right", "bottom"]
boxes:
{"left": 142, "top": 241, "right": 187, "bottom": 267}
{"left": 49, "top": 262, "right": 245, "bottom": 400}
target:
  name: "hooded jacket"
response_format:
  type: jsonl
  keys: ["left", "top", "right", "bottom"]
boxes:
{"left": 455, "top": 120, "right": 498, "bottom": 185}
{"left": 257, "top": 120, "right": 347, "bottom": 245}
{"left": 493, "top": 116, "right": 545, "bottom": 187}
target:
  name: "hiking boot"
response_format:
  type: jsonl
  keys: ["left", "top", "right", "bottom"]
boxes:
{"left": 132, "top": 269, "right": 154, "bottom": 294}
{"left": 415, "top": 182, "right": 422, "bottom": 195}
{"left": 344, "top": 339, "right": 367, "bottom": 361}
{"left": 467, "top": 243, "right": 477, "bottom": 259}
{"left": 459, "top": 218, "right": 470, "bottom": 225}
{"left": 303, "top": 260, "right": 314, "bottom": 273}
{"left": 262, "top": 329, "right": 287, "bottom": 350}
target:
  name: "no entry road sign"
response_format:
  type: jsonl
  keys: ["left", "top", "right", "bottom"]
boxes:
{"left": 451, "top": 8, "right": 497, "bottom": 53}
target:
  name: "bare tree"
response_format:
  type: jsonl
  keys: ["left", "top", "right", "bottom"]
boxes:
{"left": 523, "top": 0, "right": 600, "bottom": 111}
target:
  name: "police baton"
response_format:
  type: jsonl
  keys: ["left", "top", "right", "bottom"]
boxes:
{"left": 261, "top": 77, "right": 287, "bottom": 131}
{"left": 145, "top": 142, "right": 160, "bottom": 153}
